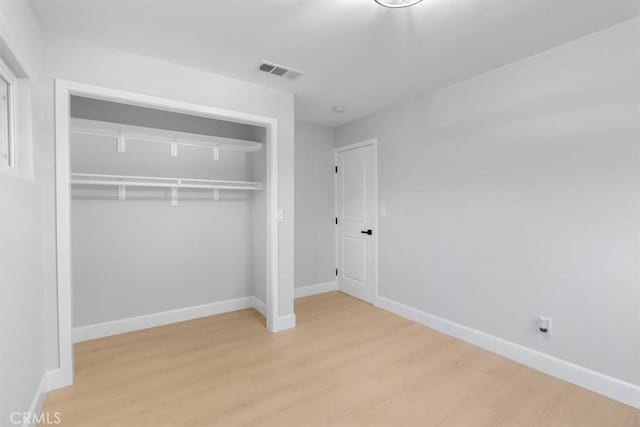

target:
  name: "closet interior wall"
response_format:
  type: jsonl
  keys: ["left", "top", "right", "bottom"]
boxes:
{"left": 249, "top": 127, "right": 267, "bottom": 306}
{"left": 69, "top": 96, "right": 267, "bottom": 329}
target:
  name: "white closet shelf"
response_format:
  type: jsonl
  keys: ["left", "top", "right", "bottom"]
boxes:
{"left": 70, "top": 118, "right": 263, "bottom": 154}
{"left": 71, "top": 173, "right": 264, "bottom": 191}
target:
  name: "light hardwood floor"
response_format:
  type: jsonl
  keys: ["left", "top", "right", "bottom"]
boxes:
{"left": 42, "top": 292, "right": 639, "bottom": 426}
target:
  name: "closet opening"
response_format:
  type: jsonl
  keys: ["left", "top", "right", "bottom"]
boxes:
{"left": 53, "top": 80, "right": 281, "bottom": 389}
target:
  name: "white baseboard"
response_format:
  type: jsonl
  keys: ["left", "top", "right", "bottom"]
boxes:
{"left": 21, "top": 374, "right": 49, "bottom": 427}
{"left": 73, "top": 297, "right": 253, "bottom": 343}
{"left": 270, "top": 314, "right": 296, "bottom": 332}
{"left": 375, "top": 296, "right": 640, "bottom": 409}
{"left": 252, "top": 297, "right": 296, "bottom": 333}
{"left": 72, "top": 282, "right": 336, "bottom": 343}
{"left": 295, "top": 281, "right": 337, "bottom": 299}
{"left": 46, "top": 368, "right": 70, "bottom": 391}
{"left": 251, "top": 297, "right": 267, "bottom": 317}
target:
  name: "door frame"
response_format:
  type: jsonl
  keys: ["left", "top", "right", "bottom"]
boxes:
{"left": 51, "top": 79, "right": 281, "bottom": 390}
{"left": 334, "top": 139, "right": 379, "bottom": 304}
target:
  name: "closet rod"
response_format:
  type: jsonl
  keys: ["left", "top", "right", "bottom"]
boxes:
{"left": 72, "top": 173, "right": 260, "bottom": 187}
{"left": 71, "top": 179, "right": 262, "bottom": 191}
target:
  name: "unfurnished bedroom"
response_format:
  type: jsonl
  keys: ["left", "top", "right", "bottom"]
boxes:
{"left": 1, "top": 0, "right": 639, "bottom": 426}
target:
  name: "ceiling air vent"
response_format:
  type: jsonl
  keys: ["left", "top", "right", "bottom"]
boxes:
{"left": 258, "top": 61, "right": 304, "bottom": 81}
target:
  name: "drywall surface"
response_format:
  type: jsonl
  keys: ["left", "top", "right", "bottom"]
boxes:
{"left": 41, "top": 34, "right": 295, "bottom": 368}
{"left": 69, "top": 102, "right": 261, "bottom": 326}
{"left": 250, "top": 139, "right": 268, "bottom": 304}
{"left": 71, "top": 197, "right": 255, "bottom": 326}
{"left": 294, "top": 121, "right": 336, "bottom": 287}
{"left": 336, "top": 18, "right": 640, "bottom": 386}
{"left": 0, "top": 0, "right": 45, "bottom": 421}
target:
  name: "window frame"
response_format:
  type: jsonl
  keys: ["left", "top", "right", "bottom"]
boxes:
{"left": 0, "top": 55, "right": 16, "bottom": 170}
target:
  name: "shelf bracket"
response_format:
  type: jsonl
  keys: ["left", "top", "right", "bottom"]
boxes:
{"left": 170, "top": 142, "right": 178, "bottom": 158}
{"left": 213, "top": 146, "right": 220, "bottom": 161}
{"left": 118, "top": 185, "right": 126, "bottom": 201}
{"left": 116, "top": 132, "right": 126, "bottom": 153}
{"left": 171, "top": 187, "right": 178, "bottom": 206}
{"left": 213, "top": 189, "right": 220, "bottom": 201}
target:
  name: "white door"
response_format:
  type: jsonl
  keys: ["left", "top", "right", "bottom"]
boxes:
{"left": 336, "top": 142, "right": 377, "bottom": 303}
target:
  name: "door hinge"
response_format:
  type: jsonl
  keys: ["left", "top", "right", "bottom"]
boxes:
{"left": 336, "top": 268, "right": 338, "bottom": 276}
{"left": 335, "top": 165, "right": 338, "bottom": 173}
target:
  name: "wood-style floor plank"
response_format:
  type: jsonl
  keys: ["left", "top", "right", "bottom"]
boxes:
{"left": 42, "top": 292, "right": 640, "bottom": 426}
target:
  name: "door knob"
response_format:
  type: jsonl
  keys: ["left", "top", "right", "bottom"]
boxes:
{"left": 360, "top": 229, "right": 373, "bottom": 235}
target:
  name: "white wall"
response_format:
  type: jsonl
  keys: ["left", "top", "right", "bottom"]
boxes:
{"left": 41, "top": 34, "right": 295, "bottom": 369}
{"left": 0, "top": 0, "right": 45, "bottom": 421}
{"left": 336, "top": 18, "right": 640, "bottom": 387}
{"left": 251, "top": 134, "right": 268, "bottom": 303}
{"left": 71, "top": 197, "right": 255, "bottom": 326}
{"left": 294, "top": 121, "right": 336, "bottom": 288}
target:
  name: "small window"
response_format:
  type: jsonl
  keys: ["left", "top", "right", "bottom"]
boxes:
{"left": 0, "top": 57, "right": 15, "bottom": 169}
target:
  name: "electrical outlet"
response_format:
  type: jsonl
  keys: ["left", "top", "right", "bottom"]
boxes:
{"left": 538, "top": 315, "right": 552, "bottom": 335}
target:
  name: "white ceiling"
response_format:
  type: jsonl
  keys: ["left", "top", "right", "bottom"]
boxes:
{"left": 32, "top": 0, "right": 639, "bottom": 126}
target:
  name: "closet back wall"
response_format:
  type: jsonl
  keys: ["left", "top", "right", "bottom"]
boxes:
{"left": 70, "top": 98, "right": 264, "bottom": 328}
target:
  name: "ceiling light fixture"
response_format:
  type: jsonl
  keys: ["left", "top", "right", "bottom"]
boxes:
{"left": 331, "top": 106, "right": 346, "bottom": 114}
{"left": 374, "top": 0, "right": 424, "bottom": 8}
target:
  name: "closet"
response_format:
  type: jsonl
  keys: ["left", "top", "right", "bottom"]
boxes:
{"left": 69, "top": 96, "right": 268, "bottom": 338}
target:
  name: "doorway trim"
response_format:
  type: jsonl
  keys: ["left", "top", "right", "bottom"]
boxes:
{"left": 51, "top": 79, "right": 280, "bottom": 390}
{"left": 334, "top": 139, "right": 379, "bottom": 304}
